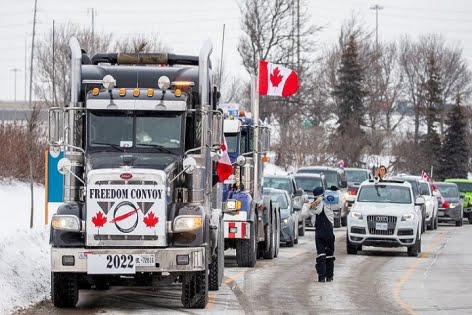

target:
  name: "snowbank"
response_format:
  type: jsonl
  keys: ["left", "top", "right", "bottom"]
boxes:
{"left": 0, "top": 181, "right": 50, "bottom": 314}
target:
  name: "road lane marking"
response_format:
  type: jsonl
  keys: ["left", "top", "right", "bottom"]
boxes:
{"left": 393, "top": 231, "right": 446, "bottom": 315}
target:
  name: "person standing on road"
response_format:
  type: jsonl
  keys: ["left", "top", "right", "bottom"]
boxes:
{"left": 302, "top": 186, "right": 341, "bottom": 282}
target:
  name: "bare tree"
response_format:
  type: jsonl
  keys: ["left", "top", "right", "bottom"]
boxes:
{"left": 114, "top": 34, "right": 170, "bottom": 53}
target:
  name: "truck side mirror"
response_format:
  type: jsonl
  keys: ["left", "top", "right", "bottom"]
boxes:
{"left": 48, "top": 107, "right": 64, "bottom": 146}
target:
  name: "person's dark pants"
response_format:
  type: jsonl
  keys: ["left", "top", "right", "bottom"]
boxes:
{"left": 315, "top": 229, "right": 335, "bottom": 279}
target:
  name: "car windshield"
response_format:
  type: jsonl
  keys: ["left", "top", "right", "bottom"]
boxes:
{"left": 357, "top": 185, "right": 412, "bottom": 204}
{"left": 89, "top": 110, "right": 183, "bottom": 149}
{"left": 437, "top": 185, "right": 459, "bottom": 198}
{"left": 264, "top": 178, "right": 292, "bottom": 194}
{"left": 264, "top": 192, "right": 289, "bottom": 208}
{"left": 345, "top": 170, "right": 368, "bottom": 183}
{"left": 299, "top": 170, "right": 338, "bottom": 188}
{"left": 295, "top": 177, "right": 322, "bottom": 195}
{"left": 419, "top": 182, "right": 430, "bottom": 195}
{"left": 451, "top": 182, "right": 472, "bottom": 193}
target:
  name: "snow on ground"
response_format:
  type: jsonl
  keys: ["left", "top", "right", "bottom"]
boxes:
{"left": 0, "top": 181, "right": 50, "bottom": 315}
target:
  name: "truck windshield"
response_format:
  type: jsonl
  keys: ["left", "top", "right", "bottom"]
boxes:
{"left": 357, "top": 185, "right": 412, "bottom": 204}
{"left": 225, "top": 133, "right": 239, "bottom": 154}
{"left": 88, "top": 111, "right": 183, "bottom": 150}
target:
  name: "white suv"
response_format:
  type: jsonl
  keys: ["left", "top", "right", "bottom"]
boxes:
{"left": 347, "top": 180, "right": 424, "bottom": 257}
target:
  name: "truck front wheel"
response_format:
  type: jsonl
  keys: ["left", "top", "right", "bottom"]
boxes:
{"left": 51, "top": 272, "right": 78, "bottom": 308}
{"left": 209, "top": 223, "right": 224, "bottom": 291}
{"left": 236, "top": 222, "right": 257, "bottom": 267}
{"left": 181, "top": 270, "right": 208, "bottom": 309}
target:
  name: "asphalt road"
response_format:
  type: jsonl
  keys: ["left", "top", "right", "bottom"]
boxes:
{"left": 17, "top": 222, "right": 472, "bottom": 315}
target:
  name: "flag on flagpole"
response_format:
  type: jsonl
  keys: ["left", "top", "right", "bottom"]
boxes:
{"left": 421, "top": 170, "right": 430, "bottom": 182}
{"left": 216, "top": 136, "right": 233, "bottom": 182}
{"left": 258, "top": 60, "right": 299, "bottom": 97}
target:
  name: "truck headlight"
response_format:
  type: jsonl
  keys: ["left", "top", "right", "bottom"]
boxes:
{"left": 351, "top": 211, "right": 363, "bottom": 220}
{"left": 225, "top": 199, "right": 242, "bottom": 211}
{"left": 401, "top": 213, "right": 415, "bottom": 221}
{"left": 282, "top": 218, "right": 289, "bottom": 225}
{"left": 174, "top": 215, "right": 203, "bottom": 232}
{"left": 51, "top": 215, "right": 80, "bottom": 232}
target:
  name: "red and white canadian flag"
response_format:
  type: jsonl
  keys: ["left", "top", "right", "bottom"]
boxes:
{"left": 216, "top": 136, "right": 233, "bottom": 182}
{"left": 421, "top": 170, "right": 430, "bottom": 183}
{"left": 258, "top": 60, "right": 299, "bottom": 97}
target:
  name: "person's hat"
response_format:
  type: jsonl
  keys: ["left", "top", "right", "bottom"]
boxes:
{"left": 312, "top": 187, "right": 324, "bottom": 198}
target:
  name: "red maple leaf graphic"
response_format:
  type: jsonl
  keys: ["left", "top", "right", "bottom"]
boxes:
{"left": 270, "top": 67, "right": 283, "bottom": 87}
{"left": 92, "top": 211, "right": 107, "bottom": 227}
{"left": 143, "top": 211, "right": 159, "bottom": 228}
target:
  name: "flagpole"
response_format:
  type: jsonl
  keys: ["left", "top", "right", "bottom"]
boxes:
{"left": 252, "top": 63, "right": 260, "bottom": 202}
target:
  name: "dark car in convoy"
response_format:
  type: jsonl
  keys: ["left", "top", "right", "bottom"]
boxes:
{"left": 295, "top": 166, "right": 348, "bottom": 227}
{"left": 436, "top": 182, "right": 464, "bottom": 226}
{"left": 293, "top": 173, "right": 329, "bottom": 227}
{"left": 263, "top": 188, "right": 299, "bottom": 247}
{"left": 344, "top": 167, "right": 373, "bottom": 212}
{"left": 263, "top": 175, "right": 307, "bottom": 235}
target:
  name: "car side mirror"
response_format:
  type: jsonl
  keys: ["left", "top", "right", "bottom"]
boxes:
{"left": 340, "top": 180, "right": 347, "bottom": 188}
{"left": 415, "top": 197, "right": 425, "bottom": 206}
{"left": 460, "top": 193, "right": 465, "bottom": 199}
{"left": 294, "top": 188, "right": 304, "bottom": 197}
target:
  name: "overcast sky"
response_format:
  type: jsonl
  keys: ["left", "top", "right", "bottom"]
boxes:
{"left": 1, "top": 0, "right": 472, "bottom": 102}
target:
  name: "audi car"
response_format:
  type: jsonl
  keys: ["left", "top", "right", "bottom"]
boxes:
{"left": 347, "top": 179, "right": 424, "bottom": 257}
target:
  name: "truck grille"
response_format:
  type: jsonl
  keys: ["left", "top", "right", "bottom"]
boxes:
{"left": 367, "top": 215, "right": 397, "bottom": 235}
{"left": 95, "top": 180, "right": 158, "bottom": 185}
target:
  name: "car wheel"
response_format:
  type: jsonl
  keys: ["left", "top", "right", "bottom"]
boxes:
{"left": 433, "top": 215, "right": 438, "bottom": 230}
{"left": 407, "top": 231, "right": 421, "bottom": 257}
{"left": 346, "top": 235, "right": 358, "bottom": 255}
{"left": 468, "top": 213, "right": 472, "bottom": 225}
{"left": 299, "top": 220, "right": 305, "bottom": 236}
{"left": 341, "top": 215, "right": 347, "bottom": 227}
{"left": 427, "top": 218, "right": 433, "bottom": 231}
{"left": 456, "top": 218, "right": 463, "bottom": 227}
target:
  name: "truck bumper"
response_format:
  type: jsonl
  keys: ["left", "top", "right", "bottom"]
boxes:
{"left": 51, "top": 247, "right": 206, "bottom": 273}
{"left": 224, "top": 221, "right": 250, "bottom": 239}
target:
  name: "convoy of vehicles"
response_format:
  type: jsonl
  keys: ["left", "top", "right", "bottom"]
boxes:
{"left": 48, "top": 38, "right": 225, "bottom": 309}
{"left": 263, "top": 174, "right": 307, "bottom": 235}
{"left": 347, "top": 179, "right": 424, "bottom": 257}
{"left": 444, "top": 179, "right": 472, "bottom": 224}
{"left": 221, "top": 104, "right": 280, "bottom": 267}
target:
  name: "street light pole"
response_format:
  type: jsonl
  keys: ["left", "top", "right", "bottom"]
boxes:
{"left": 370, "top": 4, "right": 384, "bottom": 49}
{"left": 10, "top": 68, "right": 21, "bottom": 102}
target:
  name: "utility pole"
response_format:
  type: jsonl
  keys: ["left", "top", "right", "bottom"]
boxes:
{"left": 297, "top": 0, "right": 300, "bottom": 73}
{"left": 10, "top": 68, "right": 21, "bottom": 102}
{"left": 24, "top": 34, "right": 28, "bottom": 102}
{"left": 370, "top": 4, "right": 383, "bottom": 49}
{"left": 52, "top": 20, "right": 56, "bottom": 107}
{"left": 88, "top": 8, "right": 96, "bottom": 55}
{"left": 29, "top": 0, "right": 38, "bottom": 107}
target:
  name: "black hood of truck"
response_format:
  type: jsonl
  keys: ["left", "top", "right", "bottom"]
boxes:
{"left": 86, "top": 151, "right": 181, "bottom": 171}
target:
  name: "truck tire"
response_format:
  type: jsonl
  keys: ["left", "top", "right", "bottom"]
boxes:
{"left": 346, "top": 236, "right": 358, "bottom": 255}
{"left": 236, "top": 221, "right": 257, "bottom": 267}
{"left": 299, "top": 220, "right": 306, "bottom": 236}
{"left": 209, "top": 223, "right": 224, "bottom": 291}
{"left": 407, "top": 230, "right": 421, "bottom": 257}
{"left": 263, "top": 212, "right": 276, "bottom": 259}
{"left": 51, "top": 272, "right": 78, "bottom": 308}
{"left": 181, "top": 270, "right": 208, "bottom": 309}
{"left": 94, "top": 277, "right": 110, "bottom": 290}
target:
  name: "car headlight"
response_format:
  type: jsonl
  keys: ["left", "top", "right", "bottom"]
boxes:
{"left": 173, "top": 215, "right": 203, "bottom": 232}
{"left": 401, "top": 213, "right": 415, "bottom": 221}
{"left": 351, "top": 211, "right": 363, "bottom": 220}
{"left": 225, "top": 199, "right": 242, "bottom": 211}
{"left": 51, "top": 215, "right": 81, "bottom": 231}
{"left": 449, "top": 203, "right": 457, "bottom": 208}
{"left": 282, "top": 218, "right": 289, "bottom": 225}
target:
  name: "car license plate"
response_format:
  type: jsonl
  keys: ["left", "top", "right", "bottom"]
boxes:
{"left": 87, "top": 254, "right": 136, "bottom": 274}
{"left": 438, "top": 210, "right": 444, "bottom": 217}
{"left": 376, "top": 222, "right": 388, "bottom": 230}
